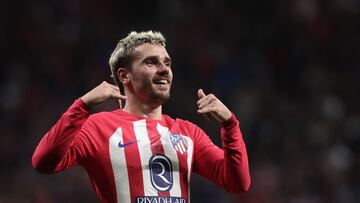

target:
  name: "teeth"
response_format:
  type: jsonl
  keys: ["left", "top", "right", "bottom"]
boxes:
{"left": 156, "top": 80, "right": 167, "bottom": 84}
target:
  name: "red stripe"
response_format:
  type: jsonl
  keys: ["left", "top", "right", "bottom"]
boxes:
{"left": 123, "top": 124, "right": 144, "bottom": 201}
{"left": 146, "top": 121, "right": 170, "bottom": 197}
{"left": 179, "top": 142, "right": 186, "bottom": 154}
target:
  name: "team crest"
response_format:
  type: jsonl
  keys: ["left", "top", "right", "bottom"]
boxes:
{"left": 169, "top": 133, "right": 188, "bottom": 154}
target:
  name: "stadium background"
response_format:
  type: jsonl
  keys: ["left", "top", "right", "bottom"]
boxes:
{"left": 1, "top": 0, "right": 359, "bottom": 202}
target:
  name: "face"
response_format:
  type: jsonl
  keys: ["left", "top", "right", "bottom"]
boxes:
{"left": 127, "top": 43, "right": 173, "bottom": 106}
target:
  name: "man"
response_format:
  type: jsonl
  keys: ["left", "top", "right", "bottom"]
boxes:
{"left": 32, "top": 31, "right": 251, "bottom": 203}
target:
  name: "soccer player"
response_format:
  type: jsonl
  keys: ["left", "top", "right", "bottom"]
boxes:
{"left": 32, "top": 31, "right": 251, "bottom": 203}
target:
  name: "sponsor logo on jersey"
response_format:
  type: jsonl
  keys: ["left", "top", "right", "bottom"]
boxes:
{"left": 149, "top": 155, "right": 173, "bottom": 192}
{"left": 136, "top": 196, "right": 187, "bottom": 203}
{"left": 169, "top": 133, "right": 188, "bottom": 154}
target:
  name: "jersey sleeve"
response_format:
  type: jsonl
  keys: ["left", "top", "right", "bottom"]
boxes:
{"left": 192, "top": 114, "right": 251, "bottom": 193}
{"left": 32, "top": 98, "right": 92, "bottom": 174}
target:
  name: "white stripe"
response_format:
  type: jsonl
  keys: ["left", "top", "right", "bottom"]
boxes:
{"left": 183, "top": 135, "right": 193, "bottom": 202}
{"left": 183, "top": 140, "right": 188, "bottom": 148}
{"left": 133, "top": 120, "right": 157, "bottom": 196}
{"left": 178, "top": 146, "right": 183, "bottom": 154}
{"left": 175, "top": 144, "right": 182, "bottom": 154}
{"left": 179, "top": 141, "right": 186, "bottom": 154}
{"left": 157, "top": 123, "right": 182, "bottom": 197}
{"left": 109, "top": 127, "right": 131, "bottom": 203}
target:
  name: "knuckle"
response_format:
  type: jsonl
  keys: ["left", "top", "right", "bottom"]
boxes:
{"left": 210, "top": 94, "right": 217, "bottom": 100}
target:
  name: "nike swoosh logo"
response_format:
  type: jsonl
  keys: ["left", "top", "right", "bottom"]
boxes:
{"left": 118, "top": 140, "right": 139, "bottom": 148}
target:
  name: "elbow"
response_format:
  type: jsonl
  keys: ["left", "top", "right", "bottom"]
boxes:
{"left": 226, "top": 183, "right": 251, "bottom": 193}
{"left": 224, "top": 178, "right": 251, "bottom": 193}
{"left": 241, "top": 180, "right": 251, "bottom": 193}
{"left": 32, "top": 152, "right": 54, "bottom": 174}
{"left": 32, "top": 153, "right": 45, "bottom": 173}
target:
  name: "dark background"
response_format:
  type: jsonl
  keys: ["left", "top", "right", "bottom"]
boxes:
{"left": 1, "top": 0, "right": 359, "bottom": 202}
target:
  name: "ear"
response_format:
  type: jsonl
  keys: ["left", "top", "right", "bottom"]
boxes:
{"left": 117, "top": 68, "right": 129, "bottom": 84}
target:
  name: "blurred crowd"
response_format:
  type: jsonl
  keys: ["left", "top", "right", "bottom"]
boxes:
{"left": 1, "top": 0, "right": 359, "bottom": 202}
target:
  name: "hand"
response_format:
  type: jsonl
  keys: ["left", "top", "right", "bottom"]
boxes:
{"left": 81, "top": 81, "right": 127, "bottom": 108}
{"left": 197, "top": 89, "right": 232, "bottom": 123}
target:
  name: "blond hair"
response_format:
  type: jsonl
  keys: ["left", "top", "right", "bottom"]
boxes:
{"left": 109, "top": 31, "right": 166, "bottom": 89}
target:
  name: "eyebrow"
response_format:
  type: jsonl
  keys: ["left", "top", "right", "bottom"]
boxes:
{"left": 141, "top": 55, "right": 172, "bottom": 63}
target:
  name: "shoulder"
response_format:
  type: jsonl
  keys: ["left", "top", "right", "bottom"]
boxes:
{"left": 176, "top": 118, "right": 197, "bottom": 128}
{"left": 79, "top": 110, "right": 128, "bottom": 137}
{"left": 163, "top": 114, "right": 202, "bottom": 133}
{"left": 85, "top": 110, "right": 124, "bottom": 127}
{"left": 88, "top": 110, "right": 115, "bottom": 120}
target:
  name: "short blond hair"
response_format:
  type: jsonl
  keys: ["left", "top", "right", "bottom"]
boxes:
{"left": 109, "top": 31, "right": 166, "bottom": 88}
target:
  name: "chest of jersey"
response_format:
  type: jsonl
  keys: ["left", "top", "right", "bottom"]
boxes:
{"left": 108, "top": 119, "right": 193, "bottom": 202}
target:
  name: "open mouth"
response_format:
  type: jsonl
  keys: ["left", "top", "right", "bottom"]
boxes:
{"left": 153, "top": 79, "right": 169, "bottom": 85}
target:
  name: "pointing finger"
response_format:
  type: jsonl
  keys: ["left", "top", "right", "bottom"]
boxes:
{"left": 115, "top": 99, "right": 121, "bottom": 109}
{"left": 197, "top": 89, "right": 206, "bottom": 99}
{"left": 197, "top": 89, "right": 210, "bottom": 105}
{"left": 114, "top": 94, "right": 127, "bottom": 109}
{"left": 113, "top": 93, "right": 127, "bottom": 100}
{"left": 197, "top": 89, "right": 212, "bottom": 121}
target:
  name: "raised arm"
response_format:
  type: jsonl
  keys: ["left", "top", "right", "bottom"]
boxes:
{"left": 194, "top": 89, "right": 251, "bottom": 193}
{"left": 32, "top": 81, "right": 126, "bottom": 173}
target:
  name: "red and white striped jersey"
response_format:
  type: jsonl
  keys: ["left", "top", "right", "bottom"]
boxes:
{"left": 32, "top": 99, "right": 250, "bottom": 203}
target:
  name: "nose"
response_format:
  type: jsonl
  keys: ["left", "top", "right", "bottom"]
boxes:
{"left": 157, "top": 62, "right": 170, "bottom": 75}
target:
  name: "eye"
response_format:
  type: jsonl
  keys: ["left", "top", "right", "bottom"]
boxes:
{"left": 164, "top": 58, "right": 172, "bottom": 68}
{"left": 164, "top": 61, "right": 171, "bottom": 67}
{"left": 145, "top": 59, "right": 156, "bottom": 66}
{"left": 145, "top": 57, "right": 159, "bottom": 66}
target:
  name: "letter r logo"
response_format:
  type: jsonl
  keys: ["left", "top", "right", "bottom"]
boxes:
{"left": 149, "top": 154, "right": 173, "bottom": 192}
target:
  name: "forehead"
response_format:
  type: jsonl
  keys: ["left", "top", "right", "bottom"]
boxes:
{"left": 132, "top": 43, "right": 170, "bottom": 59}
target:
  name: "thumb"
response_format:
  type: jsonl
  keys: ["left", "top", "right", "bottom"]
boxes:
{"left": 116, "top": 99, "right": 122, "bottom": 109}
{"left": 197, "top": 89, "right": 206, "bottom": 99}
{"left": 197, "top": 88, "right": 212, "bottom": 121}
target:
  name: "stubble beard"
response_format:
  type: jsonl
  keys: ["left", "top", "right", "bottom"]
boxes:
{"left": 152, "top": 89, "right": 170, "bottom": 104}
{"left": 140, "top": 79, "right": 171, "bottom": 107}
{"left": 149, "top": 84, "right": 171, "bottom": 105}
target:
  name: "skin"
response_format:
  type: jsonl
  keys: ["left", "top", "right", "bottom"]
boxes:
{"left": 81, "top": 43, "right": 232, "bottom": 123}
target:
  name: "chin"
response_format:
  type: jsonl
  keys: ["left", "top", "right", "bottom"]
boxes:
{"left": 158, "top": 93, "right": 171, "bottom": 102}
{"left": 151, "top": 92, "right": 170, "bottom": 104}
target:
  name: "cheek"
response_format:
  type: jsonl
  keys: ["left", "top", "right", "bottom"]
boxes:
{"left": 131, "top": 69, "right": 148, "bottom": 81}
{"left": 137, "top": 72, "right": 153, "bottom": 87}
{"left": 169, "top": 71, "right": 174, "bottom": 81}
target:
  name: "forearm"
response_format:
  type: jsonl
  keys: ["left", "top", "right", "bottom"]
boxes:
{"left": 32, "top": 99, "right": 89, "bottom": 173}
{"left": 193, "top": 114, "right": 251, "bottom": 193}
{"left": 220, "top": 113, "right": 251, "bottom": 192}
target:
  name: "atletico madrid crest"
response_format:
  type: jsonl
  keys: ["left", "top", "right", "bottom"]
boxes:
{"left": 169, "top": 133, "right": 188, "bottom": 154}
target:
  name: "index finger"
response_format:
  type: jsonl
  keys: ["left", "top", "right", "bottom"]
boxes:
{"left": 197, "top": 89, "right": 206, "bottom": 99}
{"left": 115, "top": 99, "right": 122, "bottom": 109}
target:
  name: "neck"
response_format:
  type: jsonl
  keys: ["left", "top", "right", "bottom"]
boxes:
{"left": 122, "top": 94, "right": 163, "bottom": 120}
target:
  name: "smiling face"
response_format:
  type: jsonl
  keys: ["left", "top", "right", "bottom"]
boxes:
{"left": 126, "top": 43, "right": 173, "bottom": 107}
